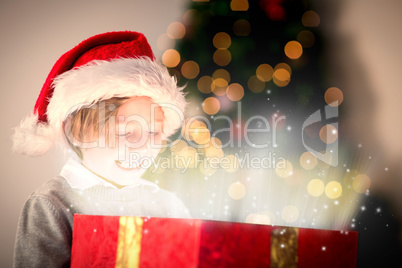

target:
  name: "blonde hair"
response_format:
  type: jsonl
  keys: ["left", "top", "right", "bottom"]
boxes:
{"left": 63, "top": 97, "right": 130, "bottom": 159}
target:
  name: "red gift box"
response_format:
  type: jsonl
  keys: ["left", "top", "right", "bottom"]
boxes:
{"left": 71, "top": 214, "right": 358, "bottom": 267}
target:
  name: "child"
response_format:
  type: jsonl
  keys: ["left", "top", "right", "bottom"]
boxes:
{"left": 12, "top": 31, "right": 190, "bottom": 267}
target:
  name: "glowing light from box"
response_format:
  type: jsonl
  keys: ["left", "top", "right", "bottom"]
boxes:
{"left": 299, "top": 152, "right": 318, "bottom": 170}
{"left": 325, "top": 181, "right": 343, "bottom": 199}
{"left": 275, "top": 160, "right": 293, "bottom": 178}
{"left": 281, "top": 205, "right": 299, "bottom": 223}
{"left": 245, "top": 213, "right": 271, "bottom": 225}
{"left": 352, "top": 174, "right": 371, "bottom": 193}
{"left": 307, "top": 179, "right": 325, "bottom": 197}
{"left": 228, "top": 181, "right": 246, "bottom": 200}
{"left": 199, "top": 159, "right": 218, "bottom": 176}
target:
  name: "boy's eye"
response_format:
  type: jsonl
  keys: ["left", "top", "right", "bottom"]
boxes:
{"left": 147, "top": 131, "right": 160, "bottom": 136}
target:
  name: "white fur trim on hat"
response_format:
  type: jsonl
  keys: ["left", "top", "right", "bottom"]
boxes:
{"left": 13, "top": 57, "right": 187, "bottom": 155}
{"left": 12, "top": 113, "right": 55, "bottom": 156}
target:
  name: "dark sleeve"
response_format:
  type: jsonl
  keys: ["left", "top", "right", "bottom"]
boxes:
{"left": 13, "top": 195, "right": 73, "bottom": 268}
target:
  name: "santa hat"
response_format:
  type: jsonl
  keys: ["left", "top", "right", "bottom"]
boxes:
{"left": 12, "top": 31, "right": 186, "bottom": 156}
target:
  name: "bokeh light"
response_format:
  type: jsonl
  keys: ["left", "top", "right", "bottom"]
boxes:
{"left": 204, "top": 144, "right": 224, "bottom": 158}
{"left": 213, "top": 32, "right": 231, "bottom": 49}
{"left": 182, "top": 119, "right": 207, "bottom": 141}
{"left": 299, "top": 151, "right": 318, "bottom": 170}
{"left": 191, "top": 126, "right": 211, "bottom": 145}
{"left": 209, "top": 136, "right": 222, "bottom": 148}
{"left": 275, "top": 160, "right": 293, "bottom": 178}
{"left": 352, "top": 174, "right": 371, "bottom": 194}
{"left": 228, "top": 182, "right": 246, "bottom": 200}
{"left": 230, "top": 0, "right": 249, "bottom": 11}
{"left": 248, "top": 75, "right": 265, "bottom": 93}
{"left": 181, "top": 60, "right": 200, "bottom": 79}
{"left": 307, "top": 179, "right": 325, "bottom": 197}
{"left": 284, "top": 41, "right": 303, "bottom": 60}
{"left": 197, "top": 76, "right": 213, "bottom": 93}
{"left": 281, "top": 205, "right": 299, "bottom": 223}
{"left": 302, "top": 10, "right": 320, "bottom": 27}
{"left": 212, "top": 78, "right": 228, "bottom": 96}
{"left": 233, "top": 19, "right": 251, "bottom": 36}
{"left": 212, "top": 69, "right": 231, "bottom": 82}
{"left": 256, "top": 64, "right": 274, "bottom": 82}
{"left": 226, "top": 83, "right": 244, "bottom": 101}
{"left": 202, "top": 97, "right": 220, "bottom": 115}
{"left": 325, "top": 181, "right": 342, "bottom": 199}
{"left": 167, "top": 21, "right": 186, "bottom": 39}
{"left": 273, "top": 68, "right": 291, "bottom": 87}
{"left": 213, "top": 49, "right": 232, "bottom": 66}
{"left": 223, "top": 154, "right": 239, "bottom": 173}
{"left": 182, "top": 9, "right": 197, "bottom": 26}
{"left": 174, "top": 146, "right": 197, "bottom": 169}
{"left": 319, "top": 124, "right": 338, "bottom": 144}
{"left": 157, "top": 33, "right": 175, "bottom": 51}
{"left": 297, "top": 30, "right": 315, "bottom": 48}
{"left": 324, "top": 87, "right": 344, "bottom": 107}
{"left": 162, "top": 49, "right": 181, "bottom": 68}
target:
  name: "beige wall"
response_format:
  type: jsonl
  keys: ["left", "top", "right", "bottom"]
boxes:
{"left": 316, "top": 0, "right": 402, "bottom": 202}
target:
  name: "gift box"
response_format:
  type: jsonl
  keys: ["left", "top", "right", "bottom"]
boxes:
{"left": 71, "top": 214, "right": 358, "bottom": 267}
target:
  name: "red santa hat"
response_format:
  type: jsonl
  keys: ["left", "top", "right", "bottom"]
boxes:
{"left": 12, "top": 31, "right": 186, "bottom": 156}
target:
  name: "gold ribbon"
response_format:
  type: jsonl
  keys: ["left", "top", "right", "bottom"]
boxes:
{"left": 115, "top": 216, "right": 143, "bottom": 268}
{"left": 270, "top": 227, "right": 299, "bottom": 268}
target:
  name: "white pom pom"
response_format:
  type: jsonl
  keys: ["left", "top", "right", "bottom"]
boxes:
{"left": 12, "top": 113, "right": 55, "bottom": 156}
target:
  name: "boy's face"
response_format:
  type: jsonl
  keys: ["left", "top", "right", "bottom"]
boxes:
{"left": 81, "top": 96, "right": 164, "bottom": 187}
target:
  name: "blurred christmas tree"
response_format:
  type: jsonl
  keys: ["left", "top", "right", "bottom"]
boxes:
{"left": 147, "top": 0, "right": 359, "bottom": 228}
{"left": 159, "top": 0, "right": 333, "bottom": 154}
